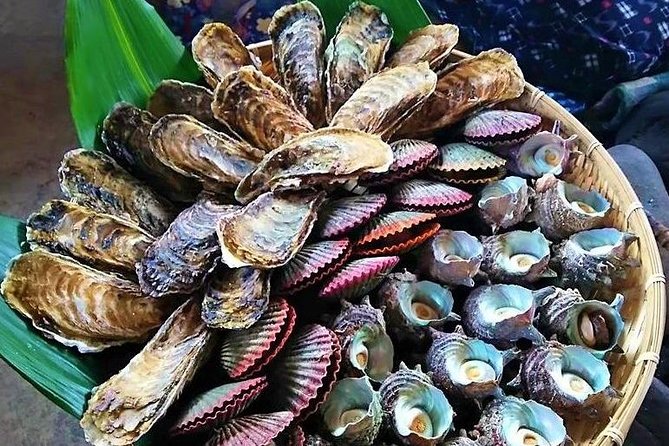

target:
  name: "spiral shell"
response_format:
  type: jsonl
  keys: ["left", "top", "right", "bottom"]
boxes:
{"left": 478, "top": 176, "right": 534, "bottom": 232}
{"left": 319, "top": 256, "right": 400, "bottom": 301}
{"left": 464, "top": 109, "right": 542, "bottom": 148}
{"left": 429, "top": 143, "right": 506, "bottom": 185}
{"left": 417, "top": 230, "right": 483, "bottom": 288}
{"left": 509, "top": 125, "right": 578, "bottom": 178}
{"left": 389, "top": 180, "right": 473, "bottom": 217}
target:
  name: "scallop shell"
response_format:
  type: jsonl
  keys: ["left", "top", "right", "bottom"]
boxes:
{"left": 212, "top": 66, "right": 313, "bottom": 152}
{"left": 275, "top": 239, "right": 352, "bottom": 295}
{"left": 389, "top": 180, "right": 473, "bottom": 217}
{"left": 148, "top": 79, "right": 218, "bottom": 127}
{"left": 268, "top": 324, "right": 342, "bottom": 420}
{"left": 387, "top": 24, "right": 459, "bottom": 70}
{"left": 191, "top": 22, "right": 261, "bottom": 87}
{"left": 204, "top": 411, "right": 294, "bottom": 446}
{"left": 324, "top": 1, "right": 393, "bottom": 121}
{"left": 417, "top": 229, "right": 483, "bottom": 288}
{"left": 26, "top": 199, "right": 154, "bottom": 273}
{"left": 137, "top": 194, "right": 240, "bottom": 297}
{"left": 355, "top": 211, "right": 440, "bottom": 257}
{"left": 58, "top": 149, "right": 175, "bottom": 236}
{"left": 398, "top": 49, "right": 525, "bottom": 137}
{"left": 220, "top": 298, "right": 296, "bottom": 379}
{"left": 217, "top": 191, "right": 325, "bottom": 269}
{"left": 480, "top": 229, "right": 555, "bottom": 284}
{"left": 269, "top": 1, "right": 326, "bottom": 127}
{"left": 201, "top": 267, "right": 270, "bottom": 330}
{"left": 330, "top": 62, "right": 437, "bottom": 140}
{"left": 0, "top": 250, "right": 174, "bottom": 353}
{"left": 319, "top": 256, "right": 400, "bottom": 301}
{"left": 170, "top": 376, "right": 268, "bottom": 436}
{"left": 463, "top": 110, "right": 542, "bottom": 148}
{"left": 462, "top": 284, "right": 549, "bottom": 349}
{"left": 314, "top": 194, "right": 387, "bottom": 239}
{"left": 359, "top": 140, "right": 438, "bottom": 187}
{"left": 429, "top": 143, "right": 506, "bottom": 185}
{"left": 530, "top": 174, "right": 611, "bottom": 239}
{"left": 509, "top": 122, "right": 578, "bottom": 177}
{"left": 234, "top": 128, "right": 393, "bottom": 204}
{"left": 478, "top": 176, "right": 534, "bottom": 232}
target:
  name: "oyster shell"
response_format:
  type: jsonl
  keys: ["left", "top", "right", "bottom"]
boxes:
{"left": 418, "top": 229, "right": 483, "bottom": 287}
{"left": 212, "top": 66, "right": 314, "bottom": 152}
{"left": 398, "top": 49, "right": 525, "bottom": 137}
{"left": 314, "top": 194, "right": 387, "bottom": 239}
{"left": 235, "top": 128, "right": 393, "bottom": 203}
{"left": 58, "top": 149, "right": 176, "bottom": 236}
{"left": 218, "top": 191, "right": 324, "bottom": 269}
{"left": 80, "top": 298, "right": 215, "bottom": 446}
{"left": 329, "top": 62, "right": 437, "bottom": 140}
{"left": 191, "top": 22, "right": 260, "bottom": 87}
{"left": 478, "top": 176, "right": 534, "bottom": 232}
{"left": 26, "top": 200, "right": 154, "bottom": 273}
{"left": 324, "top": 1, "right": 393, "bottom": 121}
{"left": 205, "top": 411, "right": 293, "bottom": 446}
{"left": 102, "top": 102, "right": 199, "bottom": 203}
{"left": 355, "top": 211, "right": 440, "bottom": 257}
{"left": 387, "top": 24, "right": 459, "bottom": 70}
{"left": 464, "top": 109, "right": 542, "bottom": 148}
{"left": 480, "top": 229, "right": 555, "bottom": 284}
{"left": 148, "top": 79, "right": 218, "bottom": 127}
{"left": 0, "top": 250, "right": 174, "bottom": 353}
{"left": 429, "top": 142, "right": 506, "bottom": 185}
{"left": 389, "top": 179, "right": 473, "bottom": 217}
{"left": 149, "top": 114, "right": 263, "bottom": 193}
{"left": 530, "top": 174, "right": 610, "bottom": 239}
{"left": 359, "top": 140, "right": 438, "bottom": 187}
{"left": 321, "top": 377, "right": 383, "bottom": 446}
{"left": 137, "top": 194, "right": 240, "bottom": 297}
{"left": 508, "top": 121, "right": 578, "bottom": 177}
{"left": 319, "top": 256, "right": 399, "bottom": 301}
{"left": 269, "top": 1, "right": 326, "bottom": 127}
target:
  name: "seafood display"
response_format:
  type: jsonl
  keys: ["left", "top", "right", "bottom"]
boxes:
{"left": 2, "top": 3, "right": 642, "bottom": 445}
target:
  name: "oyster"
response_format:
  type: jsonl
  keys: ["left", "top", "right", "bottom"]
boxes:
{"left": 355, "top": 211, "right": 440, "bottom": 257}
{"left": 478, "top": 176, "right": 534, "bottom": 232}
{"left": 464, "top": 109, "right": 542, "bottom": 148}
{"left": 235, "top": 128, "right": 393, "bottom": 203}
{"left": 387, "top": 24, "right": 459, "bottom": 70}
{"left": 377, "top": 271, "right": 459, "bottom": 342}
{"left": 398, "top": 49, "right": 525, "bottom": 137}
{"left": 359, "top": 140, "right": 438, "bottom": 187}
{"left": 329, "top": 62, "right": 437, "bottom": 140}
{"left": 324, "top": 1, "right": 393, "bottom": 121}
{"left": 314, "top": 194, "right": 387, "bottom": 239}
{"left": 462, "top": 284, "right": 549, "bottom": 349}
{"left": 218, "top": 191, "right": 324, "bottom": 269}
{"left": 80, "top": 298, "right": 214, "bottom": 445}
{"left": 137, "top": 194, "right": 240, "bottom": 297}
{"left": 389, "top": 179, "right": 474, "bottom": 217}
{"left": 554, "top": 228, "right": 639, "bottom": 301}
{"left": 508, "top": 121, "right": 578, "bottom": 177}
{"left": 149, "top": 114, "right": 263, "bottom": 193}
{"left": 480, "top": 229, "right": 556, "bottom": 284}
{"left": 212, "top": 66, "right": 314, "bottom": 152}
{"left": 201, "top": 266, "right": 270, "bottom": 330}
{"left": 269, "top": 1, "right": 326, "bottom": 127}
{"left": 321, "top": 377, "right": 383, "bottom": 446}
{"left": 191, "top": 22, "right": 260, "bottom": 87}
{"left": 429, "top": 142, "right": 506, "bottom": 185}
{"left": 58, "top": 149, "right": 175, "bottom": 236}
{"left": 0, "top": 250, "right": 174, "bottom": 353}
{"left": 205, "top": 411, "right": 294, "bottom": 446}
{"left": 530, "top": 174, "right": 610, "bottom": 239}
{"left": 418, "top": 229, "right": 483, "bottom": 287}
{"left": 26, "top": 200, "right": 154, "bottom": 273}
{"left": 102, "top": 102, "right": 199, "bottom": 203}
{"left": 148, "top": 79, "right": 218, "bottom": 127}
{"left": 379, "top": 364, "right": 454, "bottom": 446}
{"left": 319, "top": 256, "right": 400, "bottom": 301}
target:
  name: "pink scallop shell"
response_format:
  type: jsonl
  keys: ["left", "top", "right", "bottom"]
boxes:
{"left": 314, "top": 194, "right": 387, "bottom": 239}
{"left": 318, "top": 256, "right": 400, "bottom": 301}
{"left": 359, "top": 139, "right": 438, "bottom": 187}
{"left": 464, "top": 109, "right": 542, "bottom": 147}
{"left": 205, "top": 411, "right": 293, "bottom": 446}
{"left": 390, "top": 179, "right": 474, "bottom": 217}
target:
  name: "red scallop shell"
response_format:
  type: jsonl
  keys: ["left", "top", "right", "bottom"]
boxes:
{"left": 170, "top": 376, "right": 268, "bottom": 437}
{"left": 390, "top": 180, "right": 474, "bottom": 217}
{"left": 205, "top": 411, "right": 294, "bottom": 446}
{"left": 354, "top": 211, "right": 440, "bottom": 256}
{"left": 318, "top": 256, "right": 400, "bottom": 301}
{"left": 220, "top": 298, "right": 296, "bottom": 379}
{"left": 429, "top": 142, "right": 506, "bottom": 185}
{"left": 274, "top": 239, "right": 352, "bottom": 295}
{"left": 314, "top": 194, "right": 387, "bottom": 239}
{"left": 359, "top": 139, "right": 438, "bottom": 187}
{"left": 464, "top": 109, "right": 542, "bottom": 147}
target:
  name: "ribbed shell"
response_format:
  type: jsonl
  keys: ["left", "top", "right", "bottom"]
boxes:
{"left": 378, "top": 365, "right": 433, "bottom": 409}
{"left": 355, "top": 211, "right": 440, "bottom": 256}
{"left": 220, "top": 298, "right": 296, "bottom": 379}
{"left": 359, "top": 140, "right": 438, "bottom": 187}
{"left": 204, "top": 411, "right": 294, "bottom": 446}
{"left": 429, "top": 143, "right": 506, "bottom": 185}
{"left": 331, "top": 297, "right": 387, "bottom": 335}
{"left": 386, "top": 24, "right": 459, "bottom": 70}
{"left": 464, "top": 110, "right": 542, "bottom": 147}
{"left": 509, "top": 130, "right": 576, "bottom": 177}
{"left": 315, "top": 194, "right": 387, "bottom": 239}
{"left": 390, "top": 180, "right": 473, "bottom": 217}
{"left": 319, "top": 256, "right": 399, "bottom": 301}
{"left": 417, "top": 229, "right": 483, "bottom": 288}
{"left": 480, "top": 230, "right": 554, "bottom": 284}
{"left": 148, "top": 79, "right": 218, "bottom": 127}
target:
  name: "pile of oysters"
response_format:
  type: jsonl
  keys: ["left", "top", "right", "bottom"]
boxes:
{"left": 0, "top": 2, "right": 640, "bottom": 446}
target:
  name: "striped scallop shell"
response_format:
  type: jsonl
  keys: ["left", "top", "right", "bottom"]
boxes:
{"left": 204, "top": 411, "right": 293, "bottom": 446}
{"left": 359, "top": 139, "right": 438, "bottom": 187}
{"left": 319, "top": 256, "right": 399, "bottom": 301}
{"left": 315, "top": 194, "right": 387, "bottom": 239}
{"left": 355, "top": 211, "right": 440, "bottom": 256}
{"left": 390, "top": 180, "right": 473, "bottom": 217}
{"left": 429, "top": 142, "right": 506, "bottom": 185}
{"left": 464, "top": 110, "right": 542, "bottom": 147}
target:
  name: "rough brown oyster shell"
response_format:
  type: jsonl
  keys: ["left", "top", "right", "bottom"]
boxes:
{"left": 269, "top": 1, "right": 326, "bottom": 127}
{"left": 329, "top": 62, "right": 437, "bottom": 140}
{"left": 80, "top": 298, "right": 215, "bottom": 446}
{"left": 398, "top": 48, "right": 525, "bottom": 137}
{"left": 217, "top": 190, "right": 325, "bottom": 269}
{"left": 212, "top": 66, "right": 314, "bottom": 152}
{"left": 235, "top": 128, "right": 393, "bottom": 204}
{"left": 148, "top": 79, "right": 218, "bottom": 127}
{"left": 0, "top": 250, "right": 174, "bottom": 353}
{"left": 26, "top": 199, "right": 154, "bottom": 273}
{"left": 324, "top": 1, "right": 393, "bottom": 122}
{"left": 58, "top": 149, "right": 176, "bottom": 236}
{"left": 191, "top": 22, "right": 260, "bottom": 88}
{"left": 386, "top": 24, "right": 459, "bottom": 70}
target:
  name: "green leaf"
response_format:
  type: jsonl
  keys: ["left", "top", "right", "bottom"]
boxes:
{"left": 311, "top": 0, "right": 431, "bottom": 45}
{"left": 65, "top": 0, "right": 201, "bottom": 149}
{"left": 0, "top": 215, "right": 102, "bottom": 417}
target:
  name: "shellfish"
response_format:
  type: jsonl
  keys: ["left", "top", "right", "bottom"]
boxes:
{"left": 478, "top": 176, "right": 534, "bottom": 232}
{"left": 387, "top": 24, "right": 459, "bottom": 70}
{"left": 358, "top": 140, "right": 438, "bottom": 187}
{"left": 148, "top": 79, "right": 217, "bottom": 127}
{"left": 464, "top": 109, "right": 542, "bottom": 148}
{"left": 355, "top": 211, "right": 440, "bottom": 257}
{"left": 417, "top": 229, "right": 483, "bottom": 287}
{"left": 389, "top": 180, "right": 474, "bottom": 217}
{"left": 319, "top": 256, "right": 399, "bottom": 301}
{"left": 508, "top": 121, "right": 578, "bottom": 177}
{"left": 205, "top": 411, "right": 294, "bottom": 446}
{"left": 429, "top": 143, "right": 506, "bottom": 185}
{"left": 314, "top": 194, "right": 387, "bottom": 239}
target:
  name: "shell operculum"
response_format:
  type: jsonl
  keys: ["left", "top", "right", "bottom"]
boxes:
{"left": 318, "top": 256, "right": 400, "bottom": 301}
{"left": 390, "top": 179, "right": 474, "bottom": 217}
{"left": 429, "top": 142, "right": 506, "bottom": 185}
{"left": 418, "top": 230, "right": 484, "bottom": 288}
{"left": 354, "top": 211, "right": 441, "bottom": 257}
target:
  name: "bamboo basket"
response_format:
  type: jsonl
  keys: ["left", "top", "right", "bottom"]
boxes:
{"left": 248, "top": 41, "right": 666, "bottom": 445}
